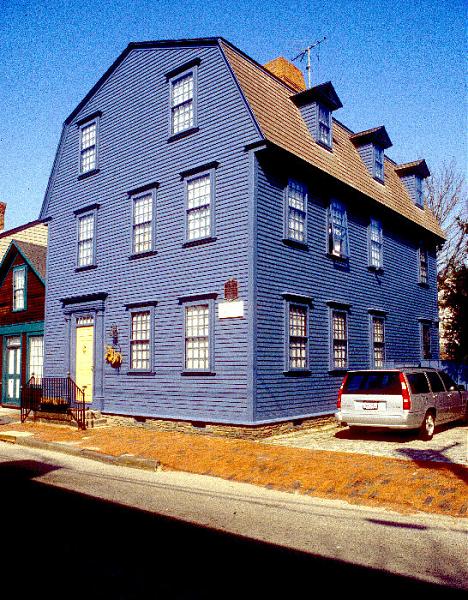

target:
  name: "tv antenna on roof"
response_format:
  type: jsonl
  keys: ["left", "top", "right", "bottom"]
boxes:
{"left": 292, "top": 37, "right": 327, "bottom": 88}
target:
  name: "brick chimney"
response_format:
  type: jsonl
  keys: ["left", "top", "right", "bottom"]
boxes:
{"left": 263, "top": 57, "right": 306, "bottom": 92}
{"left": 0, "top": 203, "right": 6, "bottom": 232}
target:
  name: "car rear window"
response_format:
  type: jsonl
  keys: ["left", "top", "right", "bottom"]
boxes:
{"left": 426, "top": 371, "right": 445, "bottom": 392}
{"left": 406, "top": 373, "right": 430, "bottom": 394}
{"left": 343, "top": 372, "right": 401, "bottom": 395}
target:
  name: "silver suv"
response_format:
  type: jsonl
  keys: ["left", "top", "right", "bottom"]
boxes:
{"left": 335, "top": 368, "right": 468, "bottom": 440}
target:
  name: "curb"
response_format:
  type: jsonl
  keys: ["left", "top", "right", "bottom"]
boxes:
{"left": 0, "top": 433, "right": 161, "bottom": 472}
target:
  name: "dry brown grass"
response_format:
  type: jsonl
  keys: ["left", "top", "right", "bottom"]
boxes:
{"left": 2, "top": 421, "right": 467, "bottom": 517}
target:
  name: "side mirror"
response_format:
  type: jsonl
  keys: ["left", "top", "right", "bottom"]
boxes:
{"left": 457, "top": 384, "right": 465, "bottom": 392}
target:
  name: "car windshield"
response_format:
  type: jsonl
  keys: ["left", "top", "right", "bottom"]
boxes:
{"left": 343, "top": 371, "right": 401, "bottom": 395}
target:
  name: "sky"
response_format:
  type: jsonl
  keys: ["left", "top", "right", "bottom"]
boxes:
{"left": 0, "top": 0, "right": 466, "bottom": 230}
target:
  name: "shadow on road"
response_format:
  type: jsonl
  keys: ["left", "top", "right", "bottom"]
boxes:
{"left": 3, "top": 460, "right": 464, "bottom": 599}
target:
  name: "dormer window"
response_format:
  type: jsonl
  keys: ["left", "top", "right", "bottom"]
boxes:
{"left": 318, "top": 105, "right": 331, "bottom": 147}
{"left": 374, "top": 146, "right": 384, "bottom": 181}
{"left": 395, "top": 160, "right": 430, "bottom": 207}
{"left": 291, "top": 81, "right": 342, "bottom": 151}
{"left": 350, "top": 126, "right": 392, "bottom": 184}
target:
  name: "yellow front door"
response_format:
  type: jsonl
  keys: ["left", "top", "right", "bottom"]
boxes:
{"left": 76, "top": 325, "right": 94, "bottom": 403}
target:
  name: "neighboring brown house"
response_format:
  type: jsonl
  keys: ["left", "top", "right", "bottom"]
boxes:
{"left": 0, "top": 239, "right": 46, "bottom": 406}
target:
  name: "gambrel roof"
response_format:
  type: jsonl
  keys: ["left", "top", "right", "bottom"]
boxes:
{"left": 41, "top": 37, "right": 444, "bottom": 240}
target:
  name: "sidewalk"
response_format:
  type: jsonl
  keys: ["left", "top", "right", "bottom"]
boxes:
{"left": 0, "top": 409, "right": 467, "bottom": 519}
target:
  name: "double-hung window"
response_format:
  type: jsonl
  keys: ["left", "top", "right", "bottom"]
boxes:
{"left": 415, "top": 176, "right": 424, "bottom": 207}
{"left": 371, "top": 316, "right": 385, "bottom": 367}
{"left": 318, "top": 105, "right": 331, "bottom": 147}
{"left": 12, "top": 266, "right": 26, "bottom": 311}
{"left": 130, "top": 311, "right": 151, "bottom": 371}
{"left": 132, "top": 193, "right": 154, "bottom": 254}
{"left": 374, "top": 146, "right": 384, "bottom": 181}
{"left": 328, "top": 200, "right": 349, "bottom": 258}
{"left": 287, "top": 303, "right": 309, "bottom": 371}
{"left": 171, "top": 72, "right": 194, "bottom": 135}
{"left": 331, "top": 309, "right": 348, "bottom": 369}
{"left": 286, "top": 180, "right": 307, "bottom": 244}
{"left": 79, "top": 120, "right": 98, "bottom": 174}
{"left": 185, "top": 304, "right": 211, "bottom": 371}
{"left": 421, "top": 322, "right": 432, "bottom": 359}
{"left": 28, "top": 336, "right": 44, "bottom": 381}
{"left": 369, "top": 218, "right": 383, "bottom": 269}
{"left": 186, "top": 173, "right": 212, "bottom": 242}
{"left": 77, "top": 212, "right": 96, "bottom": 268}
{"left": 419, "top": 246, "right": 428, "bottom": 284}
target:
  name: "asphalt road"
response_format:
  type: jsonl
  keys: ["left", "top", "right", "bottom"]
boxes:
{"left": 1, "top": 443, "right": 466, "bottom": 598}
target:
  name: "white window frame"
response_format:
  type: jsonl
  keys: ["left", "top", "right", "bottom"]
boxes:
{"left": 12, "top": 265, "right": 27, "bottom": 312}
{"left": 286, "top": 302, "right": 309, "bottom": 371}
{"left": 371, "top": 316, "right": 385, "bottom": 368}
{"left": 169, "top": 67, "right": 197, "bottom": 137}
{"left": 285, "top": 179, "right": 307, "bottom": 244}
{"left": 331, "top": 309, "right": 348, "bottom": 370}
{"left": 374, "top": 145, "right": 384, "bottom": 181}
{"left": 318, "top": 104, "right": 331, "bottom": 147}
{"left": 27, "top": 335, "right": 44, "bottom": 382}
{"left": 79, "top": 118, "right": 99, "bottom": 175}
{"left": 418, "top": 246, "right": 428, "bottom": 285}
{"left": 131, "top": 191, "right": 156, "bottom": 255}
{"left": 76, "top": 211, "right": 97, "bottom": 269}
{"left": 184, "top": 170, "right": 215, "bottom": 244}
{"left": 368, "top": 218, "right": 383, "bottom": 269}
{"left": 183, "top": 301, "right": 214, "bottom": 373}
{"left": 328, "top": 200, "right": 349, "bottom": 258}
{"left": 129, "top": 309, "right": 153, "bottom": 372}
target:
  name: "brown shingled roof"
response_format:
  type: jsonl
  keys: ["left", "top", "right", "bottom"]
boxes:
{"left": 220, "top": 41, "right": 444, "bottom": 240}
{"left": 13, "top": 240, "right": 47, "bottom": 282}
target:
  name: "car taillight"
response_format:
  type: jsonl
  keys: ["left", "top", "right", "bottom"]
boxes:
{"left": 399, "top": 373, "right": 411, "bottom": 410}
{"left": 337, "top": 375, "right": 348, "bottom": 409}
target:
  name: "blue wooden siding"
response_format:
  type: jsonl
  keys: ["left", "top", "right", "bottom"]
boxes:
{"left": 355, "top": 143, "right": 375, "bottom": 178}
{"left": 42, "top": 44, "right": 261, "bottom": 423}
{"left": 254, "top": 151, "right": 439, "bottom": 420}
{"left": 400, "top": 174, "right": 418, "bottom": 204}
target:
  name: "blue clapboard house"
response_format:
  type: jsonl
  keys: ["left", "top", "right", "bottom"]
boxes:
{"left": 39, "top": 38, "right": 443, "bottom": 430}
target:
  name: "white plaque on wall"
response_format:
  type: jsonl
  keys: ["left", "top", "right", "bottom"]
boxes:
{"left": 218, "top": 300, "right": 244, "bottom": 319}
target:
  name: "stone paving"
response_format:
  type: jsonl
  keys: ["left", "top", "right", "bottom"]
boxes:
{"left": 261, "top": 421, "right": 468, "bottom": 466}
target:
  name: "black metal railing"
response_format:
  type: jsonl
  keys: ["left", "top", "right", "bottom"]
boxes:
{"left": 21, "top": 376, "right": 86, "bottom": 430}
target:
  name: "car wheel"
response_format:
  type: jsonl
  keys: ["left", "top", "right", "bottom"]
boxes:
{"left": 420, "top": 411, "right": 435, "bottom": 441}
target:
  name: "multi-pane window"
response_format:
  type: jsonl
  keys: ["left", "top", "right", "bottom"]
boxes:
{"left": 286, "top": 180, "right": 307, "bottom": 243}
{"left": 12, "top": 266, "right": 26, "bottom": 311}
{"left": 328, "top": 200, "right": 349, "bottom": 258}
{"left": 374, "top": 146, "right": 384, "bottom": 181}
{"left": 171, "top": 73, "right": 194, "bottom": 135}
{"left": 372, "top": 317, "right": 385, "bottom": 368}
{"left": 415, "top": 176, "right": 424, "bottom": 207}
{"left": 28, "top": 336, "right": 44, "bottom": 381}
{"left": 318, "top": 105, "right": 331, "bottom": 147}
{"left": 80, "top": 121, "right": 97, "bottom": 173}
{"left": 332, "top": 310, "right": 348, "bottom": 369}
{"left": 77, "top": 213, "right": 95, "bottom": 267}
{"left": 186, "top": 174, "right": 211, "bottom": 241}
{"left": 369, "top": 218, "right": 383, "bottom": 268}
{"left": 130, "top": 311, "right": 151, "bottom": 370}
{"left": 419, "top": 246, "right": 428, "bottom": 284}
{"left": 185, "top": 304, "right": 210, "bottom": 371}
{"left": 132, "top": 194, "right": 153, "bottom": 254}
{"left": 421, "top": 322, "right": 431, "bottom": 359}
{"left": 288, "top": 304, "right": 308, "bottom": 370}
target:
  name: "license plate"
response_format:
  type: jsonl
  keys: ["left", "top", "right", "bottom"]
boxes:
{"left": 362, "top": 402, "right": 378, "bottom": 410}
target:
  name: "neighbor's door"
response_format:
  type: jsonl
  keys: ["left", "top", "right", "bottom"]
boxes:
{"left": 4, "top": 336, "right": 22, "bottom": 406}
{"left": 75, "top": 320, "right": 94, "bottom": 403}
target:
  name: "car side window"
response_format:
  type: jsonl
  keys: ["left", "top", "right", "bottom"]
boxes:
{"left": 426, "top": 371, "right": 445, "bottom": 393}
{"left": 439, "top": 371, "right": 457, "bottom": 391}
{"left": 407, "top": 373, "right": 429, "bottom": 394}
